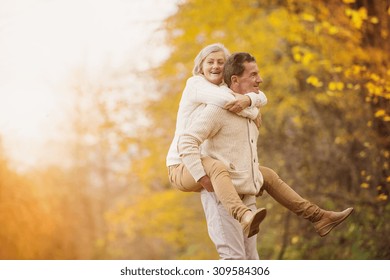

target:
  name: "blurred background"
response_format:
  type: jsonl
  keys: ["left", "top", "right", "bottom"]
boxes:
{"left": 0, "top": 0, "right": 389, "bottom": 260}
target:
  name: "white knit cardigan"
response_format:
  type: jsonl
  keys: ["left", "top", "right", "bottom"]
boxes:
{"left": 178, "top": 104, "right": 264, "bottom": 195}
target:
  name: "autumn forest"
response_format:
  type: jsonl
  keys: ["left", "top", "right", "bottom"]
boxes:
{"left": 0, "top": 0, "right": 389, "bottom": 259}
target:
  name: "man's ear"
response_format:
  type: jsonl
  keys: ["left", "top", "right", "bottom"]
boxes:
{"left": 231, "top": 75, "right": 239, "bottom": 85}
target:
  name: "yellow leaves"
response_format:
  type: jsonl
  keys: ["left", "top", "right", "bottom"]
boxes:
{"left": 292, "top": 116, "right": 303, "bottom": 128}
{"left": 291, "top": 236, "right": 300, "bottom": 244}
{"left": 369, "top": 73, "right": 380, "bottom": 82}
{"left": 374, "top": 109, "right": 390, "bottom": 122}
{"left": 301, "top": 13, "right": 315, "bottom": 22}
{"left": 357, "top": 71, "right": 389, "bottom": 124}
{"left": 352, "top": 157, "right": 390, "bottom": 207}
{"left": 344, "top": 64, "right": 367, "bottom": 78}
{"left": 328, "top": 26, "right": 339, "bottom": 35}
{"left": 384, "top": 160, "right": 389, "bottom": 170}
{"left": 332, "top": 66, "right": 343, "bottom": 73}
{"left": 292, "top": 46, "right": 316, "bottom": 65}
{"left": 301, "top": 52, "right": 315, "bottom": 65}
{"left": 293, "top": 52, "right": 302, "bottom": 62}
{"left": 345, "top": 7, "right": 368, "bottom": 29}
{"left": 342, "top": 0, "right": 356, "bottom": 3}
{"left": 377, "top": 193, "right": 388, "bottom": 201}
{"left": 335, "top": 136, "right": 346, "bottom": 145}
{"left": 380, "top": 29, "right": 388, "bottom": 39}
{"left": 321, "top": 21, "right": 339, "bottom": 35}
{"left": 328, "top": 82, "right": 345, "bottom": 91}
{"left": 370, "top": 17, "right": 379, "bottom": 24}
{"left": 376, "top": 186, "right": 388, "bottom": 201}
{"left": 365, "top": 174, "right": 372, "bottom": 181}
{"left": 360, "top": 170, "right": 372, "bottom": 189}
{"left": 359, "top": 150, "right": 367, "bottom": 158}
{"left": 346, "top": 83, "right": 360, "bottom": 90}
{"left": 365, "top": 80, "right": 385, "bottom": 97}
{"left": 375, "top": 109, "right": 386, "bottom": 118}
{"left": 352, "top": 64, "right": 366, "bottom": 74}
{"left": 344, "top": 6, "right": 378, "bottom": 26}
{"left": 306, "top": 75, "right": 323, "bottom": 87}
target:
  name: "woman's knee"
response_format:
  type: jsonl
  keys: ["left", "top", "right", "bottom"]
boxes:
{"left": 259, "top": 166, "right": 279, "bottom": 185}
{"left": 201, "top": 157, "right": 229, "bottom": 177}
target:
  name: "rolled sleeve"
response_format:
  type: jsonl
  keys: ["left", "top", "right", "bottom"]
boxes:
{"left": 246, "top": 91, "right": 268, "bottom": 108}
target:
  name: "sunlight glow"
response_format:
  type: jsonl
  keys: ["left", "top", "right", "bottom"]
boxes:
{"left": 0, "top": 0, "right": 176, "bottom": 168}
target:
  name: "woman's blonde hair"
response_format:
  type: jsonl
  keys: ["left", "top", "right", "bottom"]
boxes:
{"left": 192, "top": 43, "right": 230, "bottom": 76}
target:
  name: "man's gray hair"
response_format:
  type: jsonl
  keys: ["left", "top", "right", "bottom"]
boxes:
{"left": 192, "top": 43, "right": 230, "bottom": 76}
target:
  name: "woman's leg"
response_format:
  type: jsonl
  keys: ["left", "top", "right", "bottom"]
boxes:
{"left": 168, "top": 163, "right": 203, "bottom": 192}
{"left": 202, "top": 156, "right": 266, "bottom": 237}
{"left": 201, "top": 157, "right": 252, "bottom": 221}
{"left": 168, "top": 157, "right": 266, "bottom": 237}
{"left": 259, "top": 166, "right": 353, "bottom": 237}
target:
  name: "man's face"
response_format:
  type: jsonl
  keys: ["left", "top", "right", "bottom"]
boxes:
{"left": 235, "top": 61, "right": 263, "bottom": 94}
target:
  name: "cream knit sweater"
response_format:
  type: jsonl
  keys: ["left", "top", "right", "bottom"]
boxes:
{"left": 178, "top": 104, "right": 264, "bottom": 196}
{"left": 166, "top": 75, "right": 267, "bottom": 167}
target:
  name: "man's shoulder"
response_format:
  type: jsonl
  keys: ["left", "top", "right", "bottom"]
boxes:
{"left": 203, "top": 103, "right": 228, "bottom": 113}
{"left": 192, "top": 104, "right": 229, "bottom": 122}
{"left": 202, "top": 105, "right": 244, "bottom": 126}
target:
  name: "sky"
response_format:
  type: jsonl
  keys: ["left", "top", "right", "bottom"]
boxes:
{"left": 0, "top": 0, "right": 177, "bottom": 169}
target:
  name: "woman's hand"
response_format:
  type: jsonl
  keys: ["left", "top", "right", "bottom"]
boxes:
{"left": 254, "top": 111, "right": 262, "bottom": 129}
{"left": 224, "top": 93, "right": 251, "bottom": 113}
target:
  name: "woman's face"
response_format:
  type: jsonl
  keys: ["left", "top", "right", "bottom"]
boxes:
{"left": 201, "top": 51, "right": 225, "bottom": 85}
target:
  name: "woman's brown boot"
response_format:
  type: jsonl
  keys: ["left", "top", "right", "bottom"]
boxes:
{"left": 259, "top": 166, "right": 353, "bottom": 237}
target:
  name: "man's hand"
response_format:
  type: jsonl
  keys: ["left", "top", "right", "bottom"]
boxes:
{"left": 198, "top": 175, "right": 214, "bottom": 192}
{"left": 224, "top": 93, "right": 251, "bottom": 113}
